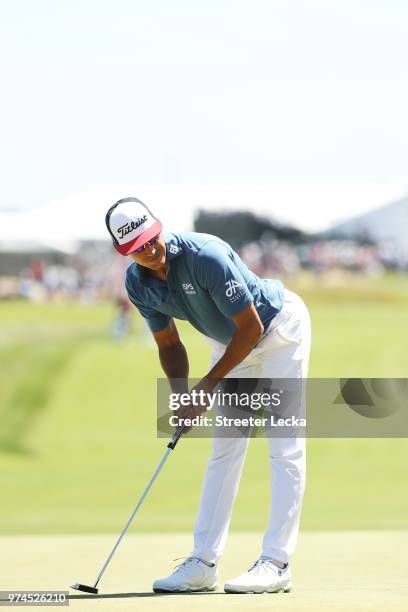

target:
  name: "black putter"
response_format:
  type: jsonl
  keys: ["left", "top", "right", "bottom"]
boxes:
{"left": 71, "top": 425, "right": 184, "bottom": 595}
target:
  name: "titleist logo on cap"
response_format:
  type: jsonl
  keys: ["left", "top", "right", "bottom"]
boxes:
{"left": 117, "top": 215, "right": 148, "bottom": 239}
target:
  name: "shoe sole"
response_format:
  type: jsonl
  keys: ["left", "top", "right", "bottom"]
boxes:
{"left": 224, "top": 583, "right": 292, "bottom": 594}
{"left": 153, "top": 583, "right": 218, "bottom": 593}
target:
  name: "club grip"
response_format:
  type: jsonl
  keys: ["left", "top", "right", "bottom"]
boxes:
{"left": 167, "top": 424, "right": 185, "bottom": 450}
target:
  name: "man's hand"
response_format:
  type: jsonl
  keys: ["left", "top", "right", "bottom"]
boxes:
{"left": 174, "top": 378, "right": 216, "bottom": 433}
{"left": 175, "top": 402, "right": 207, "bottom": 434}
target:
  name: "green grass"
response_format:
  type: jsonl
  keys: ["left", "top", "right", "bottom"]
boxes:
{"left": 0, "top": 274, "right": 407, "bottom": 534}
{"left": 2, "top": 533, "right": 408, "bottom": 610}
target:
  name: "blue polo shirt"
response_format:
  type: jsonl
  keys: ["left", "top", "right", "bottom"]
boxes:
{"left": 125, "top": 232, "right": 284, "bottom": 345}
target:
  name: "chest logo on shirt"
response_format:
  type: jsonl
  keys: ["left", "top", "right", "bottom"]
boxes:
{"left": 225, "top": 279, "right": 242, "bottom": 297}
{"left": 182, "top": 282, "right": 196, "bottom": 295}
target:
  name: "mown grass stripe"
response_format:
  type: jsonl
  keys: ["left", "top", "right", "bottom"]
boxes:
{"left": 0, "top": 334, "right": 102, "bottom": 453}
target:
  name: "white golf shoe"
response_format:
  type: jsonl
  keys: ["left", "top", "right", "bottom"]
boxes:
{"left": 224, "top": 558, "right": 292, "bottom": 594}
{"left": 153, "top": 556, "right": 218, "bottom": 592}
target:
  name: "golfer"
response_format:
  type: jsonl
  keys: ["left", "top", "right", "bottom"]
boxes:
{"left": 105, "top": 197, "right": 311, "bottom": 594}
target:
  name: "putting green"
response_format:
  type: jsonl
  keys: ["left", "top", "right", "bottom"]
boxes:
{"left": 1, "top": 532, "right": 407, "bottom": 611}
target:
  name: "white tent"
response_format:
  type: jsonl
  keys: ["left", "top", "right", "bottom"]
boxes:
{"left": 0, "top": 185, "right": 200, "bottom": 251}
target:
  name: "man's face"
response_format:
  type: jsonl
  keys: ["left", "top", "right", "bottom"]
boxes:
{"left": 129, "top": 232, "right": 167, "bottom": 270}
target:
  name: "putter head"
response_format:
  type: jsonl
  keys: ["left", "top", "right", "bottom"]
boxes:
{"left": 70, "top": 583, "right": 98, "bottom": 594}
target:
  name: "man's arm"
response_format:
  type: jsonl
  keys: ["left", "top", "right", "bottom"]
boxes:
{"left": 197, "top": 303, "right": 263, "bottom": 393}
{"left": 153, "top": 319, "right": 189, "bottom": 394}
{"left": 192, "top": 241, "right": 264, "bottom": 392}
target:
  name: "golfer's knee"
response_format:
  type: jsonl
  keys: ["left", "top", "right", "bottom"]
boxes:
{"left": 210, "top": 438, "right": 249, "bottom": 462}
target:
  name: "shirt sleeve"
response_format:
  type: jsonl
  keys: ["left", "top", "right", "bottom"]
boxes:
{"left": 195, "top": 241, "right": 254, "bottom": 317}
{"left": 125, "top": 275, "right": 170, "bottom": 333}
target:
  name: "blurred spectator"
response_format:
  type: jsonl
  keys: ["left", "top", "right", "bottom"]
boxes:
{"left": 111, "top": 296, "right": 132, "bottom": 341}
{"left": 241, "top": 239, "right": 300, "bottom": 277}
{"left": 299, "top": 240, "right": 384, "bottom": 275}
{"left": 30, "top": 259, "right": 44, "bottom": 282}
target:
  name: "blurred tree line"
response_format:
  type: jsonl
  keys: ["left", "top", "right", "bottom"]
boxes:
{"left": 194, "top": 209, "right": 307, "bottom": 250}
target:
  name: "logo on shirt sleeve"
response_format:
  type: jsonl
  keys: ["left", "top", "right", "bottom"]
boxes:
{"left": 225, "top": 279, "right": 242, "bottom": 298}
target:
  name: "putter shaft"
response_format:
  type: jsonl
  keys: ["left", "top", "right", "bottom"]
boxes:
{"left": 73, "top": 425, "right": 184, "bottom": 592}
{"left": 93, "top": 446, "right": 172, "bottom": 589}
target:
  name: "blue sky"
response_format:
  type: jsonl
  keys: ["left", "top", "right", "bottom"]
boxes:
{"left": 1, "top": 0, "right": 407, "bottom": 228}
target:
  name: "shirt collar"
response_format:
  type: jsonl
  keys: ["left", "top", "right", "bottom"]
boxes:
{"left": 164, "top": 231, "right": 183, "bottom": 261}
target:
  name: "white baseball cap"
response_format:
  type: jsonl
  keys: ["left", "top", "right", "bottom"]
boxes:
{"left": 105, "top": 197, "right": 162, "bottom": 256}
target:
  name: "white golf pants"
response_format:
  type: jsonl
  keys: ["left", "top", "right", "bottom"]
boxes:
{"left": 193, "top": 289, "right": 311, "bottom": 565}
